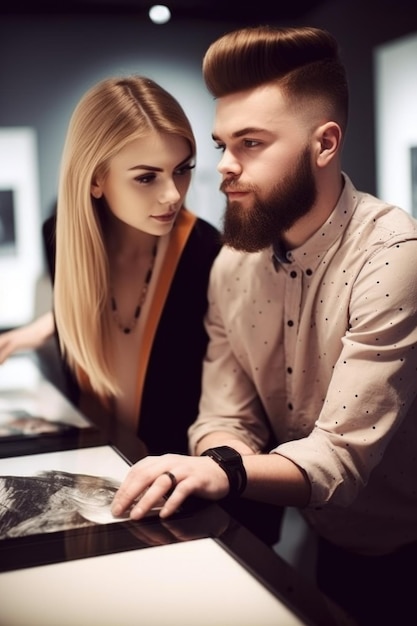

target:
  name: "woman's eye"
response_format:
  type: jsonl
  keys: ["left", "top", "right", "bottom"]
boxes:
{"left": 214, "top": 143, "right": 225, "bottom": 152}
{"left": 135, "top": 174, "right": 156, "bottom": 184}
{"left": 244, "top": 140, "right": 259, "bottom": 148}
{"left": 174, "top": 163, "right": 196, "bottom": 176}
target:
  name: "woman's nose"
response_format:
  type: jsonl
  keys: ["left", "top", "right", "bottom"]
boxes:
{"left": 158, "top": 180, "right": 181, "bottom": 204}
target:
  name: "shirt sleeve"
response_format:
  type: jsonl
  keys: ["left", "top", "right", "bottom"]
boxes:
{"left": 188, "top": 255, "right": 273, "bottom": 454}
{"left": 275, "top": 237, "right": 417, "bottom": 508}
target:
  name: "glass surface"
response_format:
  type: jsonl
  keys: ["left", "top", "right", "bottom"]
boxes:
{"left": 0, "top": 355, "right": 102, "bottom": 456}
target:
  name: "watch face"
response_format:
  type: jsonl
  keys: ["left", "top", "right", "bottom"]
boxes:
{"left": 202, "top": 447, "right": 247, "bottom": 496}
{"left": 213, "top": 446, "right": 241, "bottom": 462}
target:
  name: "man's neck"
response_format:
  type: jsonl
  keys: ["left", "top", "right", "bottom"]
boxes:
{"left": 282, "top": 172, "right": 344, "bottom": 250}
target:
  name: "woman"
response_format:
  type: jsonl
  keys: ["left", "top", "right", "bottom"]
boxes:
{"left": 0, "top": 76, "right": 282, "bottom": 545}
{"left": 1, "top": 76, "right": 221, "bottom": 460}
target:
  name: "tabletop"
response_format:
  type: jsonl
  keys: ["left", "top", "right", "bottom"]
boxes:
{"left": 0, "top": 353, "right": 355, "bottom": 625}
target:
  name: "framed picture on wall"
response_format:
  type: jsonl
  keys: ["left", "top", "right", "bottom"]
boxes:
{"left": 411, "top": 146, "right": 417, "bottom": 218}
{"left": 0, "top": 189, "right": 17, "bottom": 257}
{"left": 0, "top": 128, "right": 43, "bottom": 329}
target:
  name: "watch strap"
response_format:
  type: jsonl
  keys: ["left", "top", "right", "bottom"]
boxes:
{"left": 201, "top": 445, "right": 247, "bottom": 497}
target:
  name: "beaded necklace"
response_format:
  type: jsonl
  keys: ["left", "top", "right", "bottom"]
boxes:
{"left": 110, "top": 242, "right": 158, "bottom": 334}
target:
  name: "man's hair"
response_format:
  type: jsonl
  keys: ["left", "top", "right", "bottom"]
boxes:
{"left": 202, "top": 25, "right": 349, "bottom": 131}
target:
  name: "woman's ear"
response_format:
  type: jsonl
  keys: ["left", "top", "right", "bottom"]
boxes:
{"left": 90, "top": 180, "right": 103, "bottom": 199}
{"left": 315, "top": 122, "right": 342, "bottom": 168}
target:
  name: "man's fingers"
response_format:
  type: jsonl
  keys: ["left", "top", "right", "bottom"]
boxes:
{"left": 159, "top": 478, "right": 193, "bottom": 519}
{"left": 111, "top": 477, "right": 147, "bottom": 517}
{"left": 128, "top": 472, "right": 184, "bottom": 520}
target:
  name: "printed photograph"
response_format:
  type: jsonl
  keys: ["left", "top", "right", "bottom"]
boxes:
{"left": 0, "top": 354, "right": 96, "bottom": 442}
{"left": 0, "top": 409, "right": 79, "bottom": 440}
{"left": 0, "top": 446, "right": 162, "bottom": 540}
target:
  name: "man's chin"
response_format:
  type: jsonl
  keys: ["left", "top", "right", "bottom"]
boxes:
{"left": 221, "top": 233, "right": 270, "bottom": 253}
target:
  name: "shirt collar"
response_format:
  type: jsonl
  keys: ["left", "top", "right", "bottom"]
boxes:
{"left": 271, "top": 239, "right": 291, "bottom": 271}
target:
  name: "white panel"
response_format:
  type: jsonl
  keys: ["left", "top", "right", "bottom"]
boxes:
{"left": 374, "top": 32, "right": 417, "bottom": 215}
{"left": 0, "top": 128, "right": 43, "bottom": 326}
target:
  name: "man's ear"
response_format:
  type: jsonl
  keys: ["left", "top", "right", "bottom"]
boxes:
{"left": 315, "top": 122, "right": 342, "bottom": 167}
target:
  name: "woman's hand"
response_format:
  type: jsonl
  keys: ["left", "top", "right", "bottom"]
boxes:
{"left": 111, "top": 453, "right": 230, "bottom": 520}
{"left": 0, "top": 311, "right": 54, "bottom": 364}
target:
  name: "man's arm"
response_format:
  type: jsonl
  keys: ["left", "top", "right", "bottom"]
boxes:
{"left": 111, "top": 450, "right": 311, "bottom": 520}
{"left": 194, "top": 433, "right": 256, "bottom": 455}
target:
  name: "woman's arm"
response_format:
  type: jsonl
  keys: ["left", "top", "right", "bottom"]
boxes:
{"left": 0, "top": 311, "right": 55, "bottom": 364}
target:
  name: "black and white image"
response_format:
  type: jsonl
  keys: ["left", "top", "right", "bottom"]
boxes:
{"left": 0, "top": 446, "right": 162, "bottom": 540}
{"left": 0, "top": 409, "right": 79, "bottom": 440}
{"left": 0, "top": 470, "right": 126, "bottom": 538}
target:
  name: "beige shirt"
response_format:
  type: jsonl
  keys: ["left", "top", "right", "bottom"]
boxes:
{"left": 189, "top": 175, "right": 417, "bottom": 555}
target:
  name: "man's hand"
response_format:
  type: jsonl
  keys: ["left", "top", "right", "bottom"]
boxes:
{"left": 111, "top": 453, "right": 230, "bottom": 520}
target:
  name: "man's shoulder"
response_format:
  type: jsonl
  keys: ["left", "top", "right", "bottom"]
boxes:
{"left": 351, "top": 190, "right": 417, "bottom": 243}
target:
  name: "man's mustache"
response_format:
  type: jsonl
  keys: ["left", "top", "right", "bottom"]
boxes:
{"left": 220, "top": 179, "right": 256, "bottom": 194}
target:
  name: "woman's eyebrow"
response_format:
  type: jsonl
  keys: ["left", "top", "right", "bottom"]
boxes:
{"left": 128, "top": 164, "right": 163, "bottom": 172}
{"left": 127, "top": 153, "right": 193, "bottom": 172}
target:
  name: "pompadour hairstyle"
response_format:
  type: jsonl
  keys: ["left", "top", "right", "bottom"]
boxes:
{"left": 202, "top": 25, "right": 349, "bottom": 131}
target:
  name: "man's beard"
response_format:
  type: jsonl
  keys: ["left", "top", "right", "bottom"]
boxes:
{"left": 221, "top": 146, "right": 317, "bottom": 252}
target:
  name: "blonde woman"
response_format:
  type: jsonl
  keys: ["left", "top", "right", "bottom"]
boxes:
{"left": 1, "top": 76, "right": 221, "bottom": 459}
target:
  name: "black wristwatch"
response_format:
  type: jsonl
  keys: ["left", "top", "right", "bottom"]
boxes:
{"left": 201, "top": 445, "right": 247, "bottom": 497}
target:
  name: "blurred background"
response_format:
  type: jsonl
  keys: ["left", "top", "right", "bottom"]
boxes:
{"left": 1, "top": 0, "right": 417, "bottom": 325}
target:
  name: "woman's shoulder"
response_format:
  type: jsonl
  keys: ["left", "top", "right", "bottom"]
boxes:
{"left": 194, "top": 216, "right": 221, "bottom": 239}
{"left": 184, "top": 209, "right": 220, "bottom": 238}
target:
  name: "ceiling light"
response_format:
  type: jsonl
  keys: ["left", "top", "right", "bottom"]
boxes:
{"left": 148, "top": 5, "right": 171, "bottom": 24}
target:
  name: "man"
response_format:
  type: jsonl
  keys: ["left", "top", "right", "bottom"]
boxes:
{"left": 112, "top": 26, "right": 417, "bottom": 625}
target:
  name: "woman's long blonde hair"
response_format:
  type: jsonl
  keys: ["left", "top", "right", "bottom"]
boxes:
{"left": 54, "top": 76, "right": 196, "bottom": 398}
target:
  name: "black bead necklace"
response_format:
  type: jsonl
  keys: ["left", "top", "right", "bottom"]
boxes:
{"left": 110, "top": 242, "right": 158, "bottom": 334}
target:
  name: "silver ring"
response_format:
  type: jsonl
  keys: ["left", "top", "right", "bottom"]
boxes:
{"left": 163, "top": 471, "right": 177, "bottom": 497}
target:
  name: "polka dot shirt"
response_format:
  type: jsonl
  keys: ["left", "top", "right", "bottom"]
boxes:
{"left": 190, "top": 174, "right": 417, "bottom": 555}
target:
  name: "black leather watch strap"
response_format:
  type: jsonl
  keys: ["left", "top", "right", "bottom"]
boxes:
{"left": 201, "top": 445, "right": 247, "bottom": 497}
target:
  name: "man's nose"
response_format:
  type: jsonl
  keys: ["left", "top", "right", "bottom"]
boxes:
{"left": 217, "top": 150, "right": 242, "bottom": 177}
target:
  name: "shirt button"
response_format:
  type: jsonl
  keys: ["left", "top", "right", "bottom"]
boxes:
{"left": 288, "top": 403, "right": 293, "bottom": 410}
{"left": 306, "top": 268, "right": 313, "bottom": 276}
{"left": 287, "top": 367, "right": 293, "bottom": 374}
{"left": 290, "top": 270, "right": 297, "bottom": 278}
{"left": 287, "top": 320, "right": 294, "bottom": 327}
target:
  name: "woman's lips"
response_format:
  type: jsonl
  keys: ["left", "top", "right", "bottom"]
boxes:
{"left": 151, "top": 212, "right": 176, "bottom": 223}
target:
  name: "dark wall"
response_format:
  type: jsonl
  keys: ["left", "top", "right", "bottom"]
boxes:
{"left": 1, "top": 0, "right": 417, "bottom": 225}
{"left": 302, "top": 0, "right": 417, "bottom": 197}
